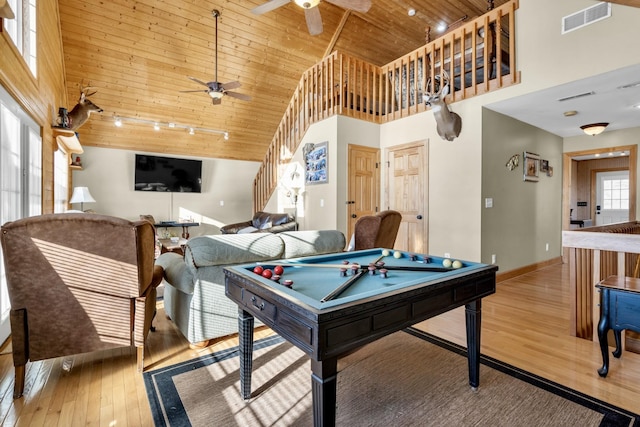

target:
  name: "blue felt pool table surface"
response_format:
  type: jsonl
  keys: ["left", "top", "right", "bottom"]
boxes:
{"left": 230, "top": 248, "right": 489, "bottom": 310}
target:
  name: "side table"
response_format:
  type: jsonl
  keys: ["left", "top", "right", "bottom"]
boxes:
{"left": 596, "top": 275, "right": 640, "bottom": 377}
{"left": 159, "top": 238, "right": 188, "bottom": 256}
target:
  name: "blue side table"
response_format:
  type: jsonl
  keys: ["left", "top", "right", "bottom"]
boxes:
{"left": 596, "top": 276, "right": 640, "bottom": 377}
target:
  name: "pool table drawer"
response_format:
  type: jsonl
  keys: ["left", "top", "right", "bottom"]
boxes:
{"left": 228, "top": 282, "right": 278, "bottom": 323}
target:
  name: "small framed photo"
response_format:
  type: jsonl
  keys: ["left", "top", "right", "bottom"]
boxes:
{"left": 540, "top": 159, "right": 549, "bottom": 173}
{"left": 547, "top": 166, "right": 554, "bottom": 177}
{"left": 523, "top": 151, "right": 540, "bottom": 182}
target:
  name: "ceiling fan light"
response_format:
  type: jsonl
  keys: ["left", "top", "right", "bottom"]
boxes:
{"left": 580, "top": 122, "right": 609, "bottom": 136}
{"left": 294, "top": 0, "right": 320, "bottom": 9}
{"left": 209, "top": 91, "right": 224, "bottom": 100}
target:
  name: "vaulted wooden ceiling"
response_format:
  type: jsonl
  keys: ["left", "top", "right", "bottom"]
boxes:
{"left": 57, "top": 0, "right": 512, "bottom": 162}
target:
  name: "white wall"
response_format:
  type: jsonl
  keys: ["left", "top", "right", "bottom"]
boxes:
{"left": 265, "top": 115, "right": 379, "bottom": 237}
{"left": 72, "top": 146, "right": 260, "bottom": 237}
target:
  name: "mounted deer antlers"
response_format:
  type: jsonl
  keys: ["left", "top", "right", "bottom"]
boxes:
{"left": 423, "top": 71, "right": 462, "bottom": 141}
{"left": 68, "top": 83, "right": 103, "bottom": 131}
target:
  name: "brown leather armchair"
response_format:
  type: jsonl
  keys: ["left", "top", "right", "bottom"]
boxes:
{"left": 220, "top": 211, "right": 296, "bottom": 234}
{"left": 350, "top": 210, "right": 402, "bottom": 251}
{"left": 0, "top": 213, "right": 163, "bottom": 398}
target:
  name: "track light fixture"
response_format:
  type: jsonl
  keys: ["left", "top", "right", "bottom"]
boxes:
{"left": 112, "top": 114, "right": 229, "bottom": 139}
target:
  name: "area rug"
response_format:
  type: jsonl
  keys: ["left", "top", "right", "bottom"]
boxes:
{"left": 144, "top": 328, "right": 639, "bottom": 426}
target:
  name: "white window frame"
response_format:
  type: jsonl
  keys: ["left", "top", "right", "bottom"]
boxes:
{"left": 4, "top": 0, "right": 37, "bottom": 77}
{"left": 0, "top": 84, "right": 42, "bottom": 344}
{"left": 54, "top": 148, "right": 69, "bottom": 213}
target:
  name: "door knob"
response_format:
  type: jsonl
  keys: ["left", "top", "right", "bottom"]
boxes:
{"left": 351, "top": 214, "right": 357, "bottom": 218}
{"left": 417, "top": 215, "right": 423, "bottom": 220}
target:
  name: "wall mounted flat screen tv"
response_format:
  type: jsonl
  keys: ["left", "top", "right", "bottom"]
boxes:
{"left": 134, "top": 154, "right": 202, "bottom": 193}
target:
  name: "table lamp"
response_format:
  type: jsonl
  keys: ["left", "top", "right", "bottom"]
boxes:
{"left": 69, "top": 186, "right": 96, "bottom": 211}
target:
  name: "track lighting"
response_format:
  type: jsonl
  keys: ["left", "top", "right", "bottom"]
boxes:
{"left": 112, "top": 114, "right": 229, "bottom": 139}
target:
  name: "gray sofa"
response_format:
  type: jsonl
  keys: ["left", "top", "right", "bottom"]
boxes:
{"left": 155, "top": 230, "right": 346, "bottom": 345}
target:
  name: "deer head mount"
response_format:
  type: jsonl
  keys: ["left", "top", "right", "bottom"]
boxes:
{"left": 68, "top": 83, "right": 103, "bottom": 131}
{"left": 423, "top": 72, "right": 462, "bottom": 141}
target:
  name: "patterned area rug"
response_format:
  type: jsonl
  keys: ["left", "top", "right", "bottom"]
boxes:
{"left": 144, "top": 328, "right": 639, "bottom": 426}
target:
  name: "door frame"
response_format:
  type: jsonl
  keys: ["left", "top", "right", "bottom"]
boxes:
{"left": 562, "top": 145, "right": 637, "bottom": 261}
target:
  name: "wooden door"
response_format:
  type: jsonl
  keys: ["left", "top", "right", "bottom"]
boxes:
{"left": 385, "top": 141, "right": 427, "bottom": 253}
{"left": 347, "top": 145, "right": 380, "bottom": 241}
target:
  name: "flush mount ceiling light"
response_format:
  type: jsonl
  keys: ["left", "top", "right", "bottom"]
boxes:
{"left": 580, "top": 122, "right": 609, "bottom": 136}
{"left": 294, "top": 0, "right": 320, "bottom": 8}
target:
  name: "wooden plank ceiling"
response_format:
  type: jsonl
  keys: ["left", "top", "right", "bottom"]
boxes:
{"left": 58, "top": 0, "right": 509, "bottom": 162}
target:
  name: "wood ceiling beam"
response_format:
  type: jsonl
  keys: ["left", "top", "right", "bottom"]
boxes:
{"left": 606, "top": 0, "right": 640, "bottom": 8}
{"left": 324, "top": 10, "right": 351, "bottom": 57}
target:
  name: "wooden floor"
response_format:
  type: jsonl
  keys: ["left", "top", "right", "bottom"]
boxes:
{"left": 0, "top": 262, "right": 639, "bottom": 425}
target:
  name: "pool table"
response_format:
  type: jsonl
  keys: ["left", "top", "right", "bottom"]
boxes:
{"left": 224, "top": 248, "right": 497, "bottom": 427}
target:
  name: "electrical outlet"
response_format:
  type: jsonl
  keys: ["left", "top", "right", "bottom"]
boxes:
{"left": 545, "top": 243, "right": 549, "bottom": 251}
{"left": 444, "top": 252, "right": 451, "bottom": 258}
{"left": 491, "top": 254, "right": 496, "bottom": 264}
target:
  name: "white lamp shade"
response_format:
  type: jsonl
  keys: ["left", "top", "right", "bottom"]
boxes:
{"left": 69, "top": 187, "right": 96, "bottom": 204}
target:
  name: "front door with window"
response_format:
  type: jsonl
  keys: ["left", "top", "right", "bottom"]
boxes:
{"left": 595, "top": 171, "right": 630, "bottom": 226}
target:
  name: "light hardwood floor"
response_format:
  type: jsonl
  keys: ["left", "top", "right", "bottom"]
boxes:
{"left": 0, "top": 262, "right": 638, "bottom": 426}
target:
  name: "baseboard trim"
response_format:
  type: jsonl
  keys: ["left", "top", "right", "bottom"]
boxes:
{"left": 496, "top": 257, "right": 563, "bottom": 283}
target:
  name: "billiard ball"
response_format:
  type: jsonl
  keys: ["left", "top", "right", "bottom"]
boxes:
{"left": 253, "top": 266, "right": 264, "bottom": 275}
{"left": 393, "top": 250, "right": 402, "bottom": 259}
{"left": 452, "top": 260, "right": 463, "bottom": 269}
{"left": 442, "top": 258, "right": 453, "bottom": 268}
{"left": 274, "top": 265, "right": 284, "bottom": 275}
{"left": 262, "top": 269, "right": 273, "bottom": 279}
{"left": 381, "top": 249, "right": 390, "bottom": 257}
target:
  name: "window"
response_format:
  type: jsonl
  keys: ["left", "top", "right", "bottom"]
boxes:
{"left": 54, "top": 148, "right": 68, "bottom": 213}
{"left": 603, "top": 178, "right": 629, "bottom": 210}
{"left": 0, "top": 84, "right": 42, "bottom": 344}
{"left": 4, "top": 0, "right": 38, "bottom": 77}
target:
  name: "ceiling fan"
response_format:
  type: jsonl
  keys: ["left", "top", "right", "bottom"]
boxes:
{"left": 180, "top": 10, "right": 251, "bottom": 105}
{"left": 251, "top": 0, "right": 371, "bottom": 36}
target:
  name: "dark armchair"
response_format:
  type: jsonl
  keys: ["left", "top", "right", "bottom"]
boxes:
{"left": 349, "top": 210, "right": 402, "bottom": 251}
{"left": 220, "top": 211, "right": 296, "bottom": 234}
{"left": 0, "top": 213, "right": 163, "bottom": 398}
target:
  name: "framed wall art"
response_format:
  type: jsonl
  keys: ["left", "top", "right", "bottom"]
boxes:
{"left": 540, "top": 159, "right": 549, "bottom": 173}
{"left": 303, "top": 141, "right": 328, "bottom": 185}
{"left": 523, "top": 151, "right": 540, "bottom": 182}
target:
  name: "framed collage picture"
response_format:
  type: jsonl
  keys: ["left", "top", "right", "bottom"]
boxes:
{"left": 303, "top": 141, "right": 328, "bottom": 185}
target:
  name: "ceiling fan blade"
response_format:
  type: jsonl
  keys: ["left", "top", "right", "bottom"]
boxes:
{"left": 226, "top": 91, "right": 252, "bottom": 102}
{"left": 187, "top": 76, "right": 211, "bottom": 87}
{"left": 179, "top": 90, "right": 209, "bottom": 93}
{"left": 251, "top": 0, "right": 291, "bottom": 15}
{"left": 326, "top": 0, "right": 371, "bottom": 13}
{"left": 212, "top": 97, "right": 223, "bottom": 105}
{"left": 305, "top": 7, "right": 323, "bottom": 36}
{"left": 221, "top": 81, "right": 242, "bottom": 90}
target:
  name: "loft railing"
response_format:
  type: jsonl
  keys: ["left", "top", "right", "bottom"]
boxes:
{"left": 253, "top": 0, "right": 520, "bottom": 212}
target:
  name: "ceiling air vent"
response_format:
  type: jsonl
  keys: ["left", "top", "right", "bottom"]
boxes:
{"left": 562, "top": 2, "right": 611, "bottom": 34}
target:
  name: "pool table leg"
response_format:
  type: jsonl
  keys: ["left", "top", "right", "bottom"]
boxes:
{"left": 238, "top": 308, "right": 255, "bottom": 400}
{"left": 465, "top": 299, "right": 481, "bottom": 390}
{"left": 310, "top": 357, "right": 338, "bottom": 427}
